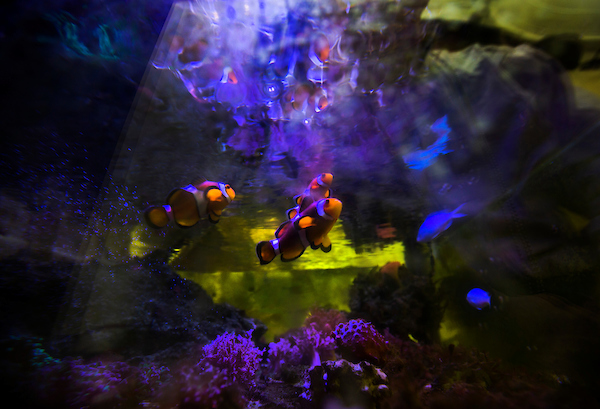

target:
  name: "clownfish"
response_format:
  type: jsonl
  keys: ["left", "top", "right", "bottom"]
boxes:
{"left": 257, "top": 198, "right": 342, "bottom": 264}
{"left": 220, "top": 66, "right": 238, "bottom": 84}
{"left": 308, "top": 33, "right": 330, "bottom": 67}
{"left": 286, "top": 173, "right": 334, "bottom": 220}
{"left": 144, "top": 179, "right": 235, "bottom": 228}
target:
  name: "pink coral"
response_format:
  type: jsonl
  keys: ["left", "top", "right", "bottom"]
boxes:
{"left": 332, "top": 319, "right": 388, "bottom": 364}
{"left": 201, "top": 331, "right": 263, "bottom": 386}
{"left": 304, "top": 307, "right": 347, "bottom": 334}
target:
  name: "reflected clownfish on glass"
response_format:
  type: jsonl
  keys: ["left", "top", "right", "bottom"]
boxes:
{"left": 144, "top": 179, "right": 235, "bottom": 228}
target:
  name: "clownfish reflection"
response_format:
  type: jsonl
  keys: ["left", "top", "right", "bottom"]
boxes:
{"left": 144, "top": 179, "right": 235, "bottom": 228}
{"left": 404, "top": 115, "right": 453, "bottom": 170}
{"left": 256, "top": 198, "right": 342, "bottom": 265}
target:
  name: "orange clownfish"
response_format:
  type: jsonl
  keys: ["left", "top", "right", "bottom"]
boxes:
{"left": 256, "top": 197, "right": 342, "bottom": 265}
{"left": 144, "top": 179, "right": 235, "bottom": 228}
{"left": 287, "top": 173, "right": 334, "bottom": 220}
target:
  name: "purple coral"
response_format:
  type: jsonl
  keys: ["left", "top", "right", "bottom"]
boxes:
{"left": 267, "top": 322, "right": 336, "bottom": 373}
{"left": 201, "top": 331, "right": 263, "bottom": 386}
{"left": 35, "top": 357, "right": 138, "bottom": 408}
{"left": 157, "top": 364, "right": 246, "bottom": 409}
{"left": 293, "top": 324, "right": 336, "bottom": 365}
{"left": 267, "top": 337, "right": 302, "bottom": 372}
{"left": 333, "top": 319, "right": 388, "bottom": 364}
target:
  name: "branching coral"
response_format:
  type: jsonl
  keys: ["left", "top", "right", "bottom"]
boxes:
{"left": 267, "top": 309, "right": 343, "bottom": 372}
{"left": 201, "top": 331, "right": 263, "bottom": 387}
{"left": 267, "top": 336, "right": 302, "bottom": 373}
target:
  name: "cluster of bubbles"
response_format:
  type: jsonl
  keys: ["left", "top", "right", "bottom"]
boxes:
{"left": 152, "top": 0, "right": 428, "bottom": 121}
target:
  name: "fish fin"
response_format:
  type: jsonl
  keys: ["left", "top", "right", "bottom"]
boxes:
{"left": 452, "top": 203, "right": 467, "bottom": 218}
{"left": 275, "top": 220, "right": 292, "bottom": 238}
{"left": 256, "top": 241, "right": 276, "bottom": 265}
{"left": 287, "top": 207, "right": 298, "bottom": 220}
{"left": 191, "top": 177, "right": 207, "bottom": 186}
{"left": 281, "top": 247, "right": 305, "bottom": 262}
{"left": 325, "top": 189, "right": 330, "bottom": 198}
{"left": 208, "top": 211, "right": 220, "bottom": 224}
{"left": 296, "top": 216, "right": 317, "bottom": 229}
{"left": 320, "top": 235, "right": 332, "bottom": 252}
{"left": 293, "top": 194, "right": 302, "bottom": 205}
{"left": 144, "top": 205, "right": 169, "bottom": 229}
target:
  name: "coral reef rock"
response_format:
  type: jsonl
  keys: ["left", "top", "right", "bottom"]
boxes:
{"left": 304, "top": 359, "right": 389, "bottom": 409}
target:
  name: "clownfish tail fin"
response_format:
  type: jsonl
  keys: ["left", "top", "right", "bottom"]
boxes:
{"left": 256, "top": 241, "right": 276, "bottom": 265}
{"left": 144, "top": 205, "right": 170, "bottom": 229}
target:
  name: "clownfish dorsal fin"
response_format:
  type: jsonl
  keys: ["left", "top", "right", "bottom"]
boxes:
{"left": 297, "top": 216, "right": 317, "bottom": 229}
{"left": 191, "top": 177, "right": 207, "bottom": 186}
{"left": 287, "top": 207, "right": 298, "bottom": 220}
{"left": 293, "top": 194, "right": 302, "bottom": 205}
{"left": 325, "top": 189, "right": 330, "bottom": 198}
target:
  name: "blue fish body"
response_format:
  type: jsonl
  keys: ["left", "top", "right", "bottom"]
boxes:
{"left": 404, "top": 116, "right": 453, "bottom": 170}
{"left": 466, "top": 288, "right": 491, "bottom": 310}
{"left": 416, "top": 203, "right": 466, "bottom": 242}
{"left": 430, "top": 115, "right": 450, "bottom": 138}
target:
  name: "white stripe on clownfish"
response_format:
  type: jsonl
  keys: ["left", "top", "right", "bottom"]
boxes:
{"left": 317, "top": 200, "right": 334, "bottom": 220}
{"left": 272, "top": 238, "right": 281, "bottom": 256}
{"left": 218, "top": 182, "right": 233, "bottom": 203}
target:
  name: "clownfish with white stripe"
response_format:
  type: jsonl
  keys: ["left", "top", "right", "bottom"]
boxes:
{"left": 286, "top": 173, "right": 334, "bottom": 220}
{"left": 256, "top": 197, "right": 342, "bottom": 265}
{"left": 144, "top": 179, "right": 235, "bottom": 228}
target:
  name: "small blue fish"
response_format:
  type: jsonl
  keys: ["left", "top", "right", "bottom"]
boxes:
{"left": 429, "top": 114, "right": 451, "bottom": 139}
{"left": 466, "top": 288, "right": 491, "bottom": 310}
{"left": 416, "top": 203, "right": 466, "bottom": 242}
{"left": 404, "top": 115, "right": 453, "bottom": 170}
